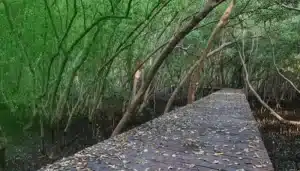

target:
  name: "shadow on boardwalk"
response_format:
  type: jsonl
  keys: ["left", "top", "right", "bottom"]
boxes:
{"left": 39, "top": 89, "right": 273, "bottom": 171}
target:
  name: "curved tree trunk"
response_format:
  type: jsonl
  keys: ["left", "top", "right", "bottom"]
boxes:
{"left": 187, "top": 60, "right": 204, "bottom": 104}
{"left": 164, "top": 0, "right": 236, "bottom": 113}
{"left": 111, "top": 0, "right": 228, "bottom": 137}
{"left": 237, "top": 36, "right": 300, "bottom": 126}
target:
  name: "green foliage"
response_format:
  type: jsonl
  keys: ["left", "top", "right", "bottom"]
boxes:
{"left": 0, "top": 0, "right": 299, "bottom": 129}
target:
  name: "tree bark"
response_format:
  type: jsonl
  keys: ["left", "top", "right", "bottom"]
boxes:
{"left": 164, "top": 41, "right": 236, "bottom": 114}
{"left": 111, "top": 0, "right": 228, "bottom": 137}
{"left": 237, "top": 36, "right": 300, "bottom": 126}
{"left": 187, "top": 60, "right": 204, "bottom": 104}
{"left": 186, "top": 0, "right": 236, "bottom": 104}
{"left": 164, "top": 0, "right": 236, "bottom": 113}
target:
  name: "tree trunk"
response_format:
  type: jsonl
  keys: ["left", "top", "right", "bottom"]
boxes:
{"left": 187, "top": 60, "right": 204, "bottom": 104}
{"left": 163, "top": 42, "right": 236, "bottom": 114}
{"left": 164, "top": 0, "right": 236, "bottom": 113}
{"left": 111, "top": 0, "right": 228, "bottom": 137}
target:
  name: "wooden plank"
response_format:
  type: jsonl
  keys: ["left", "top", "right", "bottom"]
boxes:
{"left": 39, "top": 89, "right": 273, "bottom": 171}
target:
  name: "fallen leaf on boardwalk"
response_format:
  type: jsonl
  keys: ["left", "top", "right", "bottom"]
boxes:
{"left": 214, "top": 152, "right": 223, "bottom": 156}
{"left": 193, "top": 150, "right": 204, "bottom": 155}
{"left": 213, "top": 160, "right": 219, "bottom": 164}
{"left": 168, "top": 166, "right": 173, "bottom": 169}
{"left": 239, "top": 127, "right": 247, "bottom": 132}
{"left": 185, "top": 164, "right": 195, "bottom": 168}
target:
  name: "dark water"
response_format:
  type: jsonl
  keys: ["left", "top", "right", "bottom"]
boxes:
{"left": 0, "top": 90, "right": 252, "bottom": 170}
{"left": 0, "top": 104, "right": 100, "bottom": 171}
{"left": 0, "top": 100, "right": 172, "bottom": 170}
{"left": 0, "top": 107, "right": 39, "bottom": 170}
{"left": 255, "top": 109, "right": 300, "bottom": 171}
{"left": 261, "top": 130, "right": 300, "bottom": 171}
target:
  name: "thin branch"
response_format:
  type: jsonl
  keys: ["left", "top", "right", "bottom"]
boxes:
{"left": 80, "top": 0, "right": 87, "bottom": 30}
{"left": 116, "top": 0, "right": 171, "bottom": 52}
{"left": 42, "top": 0, "right": 78, "bottom": 103}
{"left": 49, "top": 0, "right": 79, "bottom": 109}
{"left": 268, "top": 35, "right": 300, "bottom": 94}
{"left": 111, "top": 0, "right": 229, "bottom": 137}
{"left": 44, "top": 0, "right": 59, "bottom": 39}
{"left": 1, "top": 0, "right": 36, "bottom": 92}
{"left": 91, "top": 1, "right": 171, "bottom": 87}
{"left": 157, "top": 11, "right": 179, "bottom": 40}
{"left": 52, "top": 25, "right": 101, "bottom": 125}
{"left": 125, "top": 0, "right": 133, "bottom": 16}
{"left": 49, "top": 5, "right": 130, "bottom": 108}
{"left": 164, "top": 41, "right": 236, "bottom": 113}
{"left": 236, "top": 38, "right": 300, "bottom": 126}
{"left": 133, "top": 41, "right": 169, "bottom": 77}
{"left": 163, "top": 0, "right": 236, "bottom": 113}
{"left": 277, "top": 2, "right": 300, "bottom": 12}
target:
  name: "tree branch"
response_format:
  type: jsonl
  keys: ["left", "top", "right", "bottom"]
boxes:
{"left": 236, "top": 37, "right": 300, "bottom": 126}
{"left": 277, "top": 2, "right": 300, "bottom": 12}
{"left": 111, "top": 0, "right": 228, "bottom": 137}
{"left": 164, "top": 0, "right": 236, "bottom": 113}
{"left": 268, "top": 35, "right": 300, "bottom": 94}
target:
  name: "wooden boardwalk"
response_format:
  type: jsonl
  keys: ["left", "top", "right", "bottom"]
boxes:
{"left": 39, "top": 89, "right": 273, "bottom": 171}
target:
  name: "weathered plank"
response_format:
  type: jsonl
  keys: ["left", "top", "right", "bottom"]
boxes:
{"left": 39, "top": 89, "right": 273, "bottom": 171}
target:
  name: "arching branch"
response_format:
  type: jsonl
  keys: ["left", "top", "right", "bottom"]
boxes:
{"left": 111, "top": 0, "right": 228, "bottom": 137}
{"left": 164, "top": 0, "right": 236, "bottom": 113}
{"left": 237, "top": 38, "right": 300, "bottom": 126}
